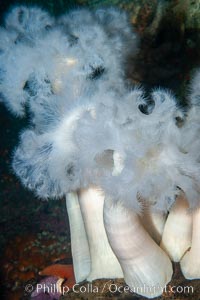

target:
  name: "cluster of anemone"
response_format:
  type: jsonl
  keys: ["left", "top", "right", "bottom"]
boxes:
{"left": 1, "top": 5, "right": 200, "bottom": 299}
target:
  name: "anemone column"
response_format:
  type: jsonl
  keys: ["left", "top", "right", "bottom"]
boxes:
{"left": 66, "top": 192, "right": 91, "bottom": 282}
{"left": 103, "top": 197, "right": 173, "bottom": 299}
{"left": 160, "top": 193, "right": 192, "bottom": 262}
{"left": 180, "top": 207, "right": 200, "bottom": 279}
{"left": 78, "top": 187, "right": 123, "bottom": 281}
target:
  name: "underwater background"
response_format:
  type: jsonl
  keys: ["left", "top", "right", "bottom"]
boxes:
{"left": 1, "top": 0, "right": 200, "bottom": 299}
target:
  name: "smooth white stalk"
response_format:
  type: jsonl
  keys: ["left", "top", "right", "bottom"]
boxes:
{"left": 78, "top": 187, "right": 123, "bottom": 281}
{"left": 103, "top": 197, "right": 173, "bottom": 299}
{"left": 66, "top": 192, "right": 91, "bottom": 282}
{"left": 140, "top": 206, "right": 167, "bottom": 244}
{"left": 160, "top": 194, "right": 192, "bottom": 262}
{"left": 180, "top": 207, "right": 200, "bottom": 279}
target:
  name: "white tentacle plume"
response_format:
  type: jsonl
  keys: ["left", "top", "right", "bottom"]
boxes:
{"left": 103, "top": 197, "right": 173, "bottom": 299}
{"left": 0, "top": 5, "right": 139, "bottom": 287}
{"left": 2, "top": 4, "right": 200, "bottom": 299}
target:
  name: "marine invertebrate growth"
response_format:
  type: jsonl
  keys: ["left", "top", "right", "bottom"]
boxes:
{"left": 0, "top": 2, "right": 138, "bottom": 291}
{"left": 1, "top": 4, "right": 200, "bottom": 299}
{"left": 178, "top": 69, "right": 200, "bottom": 279}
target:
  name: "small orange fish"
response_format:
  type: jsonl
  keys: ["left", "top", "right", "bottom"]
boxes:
{"left": 39, "top": 264, "right": 75, "bottom": 288}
